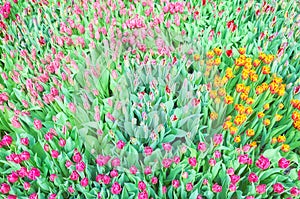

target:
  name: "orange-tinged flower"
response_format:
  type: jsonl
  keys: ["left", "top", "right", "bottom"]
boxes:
{"left": 213, "top": 47, "right": 222, "bottom": 56}
{"left": 246, "top": 129, "right": 255, "bottom": 137}
{"left": 235, "top": 58, "right": 245, "bottom": 66}
{"left": 240, "top": 93, "right": 248, "bottom": 101}
{"left": 269, "top": 82, "right": 278, "bottom": 91}
{"left": 277, "top": 135, "right": 286, "bottom": 143}
{"left": 213, "top": 75, "right": 222, "bottom": 87}
{"left": 230, "top": 126, "right": 238, "bottom": 135}
{"left": 234, "top": 114, "right": 247, "bottom": 126}
{"left": 238, "top": 106, "right": 245, "bottom": 114}
{"left": 293, "top": 120, "right": 300, "bottom": 130}
{"left": 243, "top": 86, "right": 250, "bottom": 94}
{"left": 244, "top": 62, "right": 252, "bottom": 70}
{"left": 236, "top": 84, "right": 244, "bottom": 93}
{"left": 217, "top": 88, "right": 226, "bottom": 97}
{"left": 277, "top": 85, "right": 285, "bottom": 96}
{"left": 223, "top": 121, "right": 233, "bottom": 130}
{"left": 250, "top": 73, "right": 258, "bottom": 82}
{"left": 263, "top": 119, "right": 270, "bottom": 126}
{"left": 250, "top": 141, "right": 257, "bottom": 148}
{"left": 257, "top": 112, "right": 265, "bottom": 119}
{"left": 225, "top": 96, "right": 234, "bottom": 104}
{"left": 256, "top": 86, "right": 264, "bottom": 95}
{"left": 263, "top": 55, "right": 274, "bottom": 64}
{"left": 222, "top": 77, "right": 228, "bottom": 84}
{"left": 278, "top": 103, "right": 284, "bottom": 109}
{"left": 240, "top": 55, "right": 246, "bottom": 60}
{"left": 234, "top": 104, "right": 243, "bottom": 111}
{"left": 272, "top": 76, "right": 283, "bottom": 84}
{"left": 281, "top": 144, "right": 290, "bottom": 152}
{"left": 253, "top": 59, "right": 260, "bottom": 67}
{"left": 225, "top": 116, "right": 232, "bottom": 121}
{"left": 226, "top": 70, "right": 234, "bottom": 79}
{"left": 238, "top": 48, "right": 246, "bottom": 55}
{"left": 241, "top": 70, "right": 249, "bottom": 80}
{"left": 194, "top": 54, "right": 200, "bottom": 61}
{"left": 234, "top": 135, "right": 241, "bottom": 143}
{"left": 271, "top": 137, "right": 277, "bottom": 144}
{"left": 259, "top": 52, "right": 266, "bottom": 60}
{"left": 262, "top": 66, "right": 271, "bottom": 74}
{"left": 209, "top": 90, "right": 218, "bottom": 99}
{"left": 214, "top": 57, "right": 221, "bottom": 66}
{"left": 246, "top": 98, "right": 254, "bottom": 105}
{"left": 291, "top": 99, "right": 300, "bottom": 108}
{"left": 292, "top": 111, "right": 300, "bottom": 121}
{"left": 207, "top": 59, "right": 214, "bottom": 66}
{"left": 275, "top": 114, "right": 282, "bottom": 121}
{"left": 263, "top": 104, "right": 270, "bottom": 110}
{"left": 207, "top": 51, "right": 215, "bottom": 59}
{"left": 249, "top": 69, "right": 256, "bottom": 76}
{"left": 245, "top": 107, "right": 253, "bottom": 115}
{"left": 262, "top": 83, "right": 269, "bottom": 91}
{"left": 210, "top": 112, "right": 218, "bottom": 120}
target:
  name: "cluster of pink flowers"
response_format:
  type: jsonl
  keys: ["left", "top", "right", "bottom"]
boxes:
{"left": 0, "top": 92, "right": 9, "bottom": 105}
{"left": 163, "top": 2, "right": 185, "bottom": 14}
{"left": 0, "top": 2, "right": 11, "bottom": 19}
{"left": 124, "top": 15, "right": 146, "bottom": 29}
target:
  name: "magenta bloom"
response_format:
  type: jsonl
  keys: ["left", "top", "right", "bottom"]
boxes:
{"left": 229, "top": 184, "right": 236, "bottom": 192}
{"left": 213, "top": 134, "right": 223, "bottom": 145}
{"left": 130, "top": 166, "right": 138, "bottom": 175}
{"left": 70, "top": 171, "right": 79, "bottom": 181}
{"left": 238, "top": 154, "right": 249, "bottom": 164}
{"left": 230, "top": 174, "right": 240, "bottom": 184}
{"left": 33, "top": 119, "right": 42, "bottom": 130}
{"left": 138, "top": 191, "right": 148, "bottom": 199}
{"left": 172, "top": 180, "right": 180, "bottom": 188}
{"left": 212, "top": 183, "right": 222, "bottom": 193}
{"left": 186, "top": 182, "right": 193, "bottom": 191}
{"left": 273, "top": 183, "right": 284, "bottom": 194}
{"left": 116, "top": 140, "right": 125, "bottom": 149}
{"left": 256, "top": 184, "right": 266, "bottom": 194}
{"left": 7, "top": 172, "right": 18, "bottom": 183}
{"left": 162, "top": 158, "right": 173, "bottom": 168}
{"left": 144, "top": 146, "right": 153, "bottom": 156}
{"left": 197, "top": 142, "right": 207, "bottom": 152}
{"left": 188, "top": 157, "right": 197, "bottom": 167}
{"left": 96, "top": 155, "right": 110, "bottom": 166}
{"left": 151, "top": 177, "right": 158, "bottom": 185}
{"left": 162, "top": 143, "right": 172, "bottom": 152}
{"left": 227, "top": 168, "right": 235, "bottom": 176}
{"left": 278, "top": 158, "right": 290, "bottom": 169}
{"left": 290, "top": 187, "right": 300, "bottom": 197}
{"left": 0, "top": 2, "right": 11, "bottom": 19}
{"left": 248, "top": 172, "right": 258, "bottom": 183}
{"left": 144, "top": 166, "right": 152, "bottom": 175}
{"left": 255, "top": 155, "right": 270, "bottom": 170}
{"left": 111, "top": 157, "right": 121, "bottom": 167}
{"left": 2, "top": 135, "right": 12, "bottom": 146}
{"left": 111, "top": 182, "right": 122, "bottom": 195}
{"left": 138, "top": 181, "right": 146, "bottom": 191}
{"left": 80, "top": 177, "right": 89, "bottom": 187}
{"left": 0, "top": 183, "right": 10, "bottom": 194}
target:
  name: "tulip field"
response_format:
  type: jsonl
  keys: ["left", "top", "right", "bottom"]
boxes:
{"left": 0, "top": 0, "right": 299, "bottom": 198}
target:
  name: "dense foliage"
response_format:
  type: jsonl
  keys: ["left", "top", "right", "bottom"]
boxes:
{"left": 0, "top": 0, "right": 299, "bottom": 198}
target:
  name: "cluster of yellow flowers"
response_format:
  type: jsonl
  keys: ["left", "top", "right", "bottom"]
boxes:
{"left": 210, "top": 48, "right": 289, "bottom": 148}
